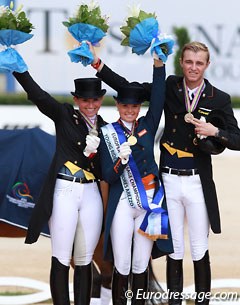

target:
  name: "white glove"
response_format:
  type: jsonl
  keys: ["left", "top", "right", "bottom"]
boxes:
{"left": 119, "top": 142, "right": 132, "bottom": 164}
{"left": 197, "top": 116, "right": 207, "bottom": 140}
{"left": 83, "top": 134, "right": 100, "bottom": 157}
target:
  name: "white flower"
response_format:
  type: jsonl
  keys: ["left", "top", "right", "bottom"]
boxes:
{"left": 9, "top": 1, "right": 14, "bottom": 9}
{"left": 88, "top": 0, "right": 98, "bottom": 11}
{"left": 14, "top": 4, "right": 24, "bottom": 15}
{"left": 0, "top": 5, "right": 7, "bottom": 17}
{"left": 126, "top": 3, "right": 141, "bottom": 18}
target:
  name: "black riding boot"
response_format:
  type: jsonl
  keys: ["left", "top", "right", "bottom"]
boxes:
{"left": 166, "top": 256, "right": 183, "bottom": 305}
{"left": 74, "top": 262, "right": 93, "bottom": 305}
{"left": 50, "top": 256, "right": 70, "bottom": 305}
{"left": 112, "top": 268, "right": 129, "bottom": 305}
{"left": 131, "top": 269, "right": 149, "bottom": 305}
{"left": 193, "top": 251, "right": 211, "bottom": 305}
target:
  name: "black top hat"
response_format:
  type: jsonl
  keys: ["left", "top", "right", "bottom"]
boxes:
{"left": 71, "top": 78, "right": 106, "bottom": 98}
{"left": 197, "top": 109, "right": 227, "bottom": 155}
{"left": 114, "top": 83, "right": 147, "bottom": 104}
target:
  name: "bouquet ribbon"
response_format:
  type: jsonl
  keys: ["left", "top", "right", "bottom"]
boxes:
{"left": 67, "top": 23, "right": 106, "bottom": 66}
{"left": 0, "top": 29, "right": 33, "bottom": 73}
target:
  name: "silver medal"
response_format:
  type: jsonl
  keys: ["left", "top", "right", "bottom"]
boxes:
{"left": 89, "top": 128, "right": 98, "bottom": 136}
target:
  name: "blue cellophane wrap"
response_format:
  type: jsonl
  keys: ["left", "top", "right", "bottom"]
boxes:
{"left": 150, "top": 36, "right": 175, "bottom": 63}
{"left": 67, "top": 23, "right": 106, "bottom": 66}
{"left": 0, "top": 29, "right": 33, "bottom": 73}
{"left": 129, "top": 17, "right": 159, "bottom": 55}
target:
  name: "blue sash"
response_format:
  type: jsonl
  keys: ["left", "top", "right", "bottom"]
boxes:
{"left": 102, "top": 122, "right": 169, "bottom": 240}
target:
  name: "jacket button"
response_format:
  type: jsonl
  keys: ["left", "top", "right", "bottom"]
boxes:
{"left": 87, "top": 168, "right": 90, "bottom": 171}
{"left": 143, "top": 160, "right": 147, "bottom": 163}
{"left": 142, "top": 147, "right": 145, "bottom": 151}
{"left": 172, "top": 128, "right": 176, "bottom": 133}
{"left": 144, "top": 171, "right": 147, "bottom": 175}
{"left": 193, "top": 138, "right": 198, "bottom": 145}
{"left": 174, "top": 115, "right": 178, "bottom": 119}
{"left": 74, "top": 161, "right": 78, "bottom": 164}
{"left": 184, "top": 147, "right": 188, "bottom": 151}
{"left": 77, "top": 142, "right": 81, "bottom": 145}
{"left": 170, "top": 142, "right": 174, "bottom": 146}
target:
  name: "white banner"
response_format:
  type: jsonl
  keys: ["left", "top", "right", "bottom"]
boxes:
{"left": 12, "top": 0, "right": 240, "bottom": 96}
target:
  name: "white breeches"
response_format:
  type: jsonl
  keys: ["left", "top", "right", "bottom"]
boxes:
{"left": 49, "top": 178, "right": 103, "bottom": 267}
{"left": 162, "top": 173, "right": 209, "bottom": 261}
{"left": 110, "top": 190, "right": 154, "bottom": 275}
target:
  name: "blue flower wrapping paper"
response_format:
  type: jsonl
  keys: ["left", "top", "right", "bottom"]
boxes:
{"left": 150, "top": 36, "right": 175, "bottom": 63}
{"left": 129, "top": 17, "right": 159, "bottom": 55}
{"left": 67, "top": 23, "right": 106, "bottom": 66}
{"left": 0, "top": 29, "right": 33, "bottom": 73}
{"left": 128, "top": 17, "right": 174, "bottom": 62}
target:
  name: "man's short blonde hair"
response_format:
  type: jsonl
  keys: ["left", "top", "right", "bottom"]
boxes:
{"left": 181, "top": 41, "right": 210, "bottom": 62}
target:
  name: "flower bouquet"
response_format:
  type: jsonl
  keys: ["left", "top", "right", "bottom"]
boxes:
{"left": 120, "top": 5, "right": 174, "bottom": 62}
{"left": 63, "top": 1, "right": 109, "bottom": 66}
{"left": 0, "top": 2, "right": 34, "bottom": 73}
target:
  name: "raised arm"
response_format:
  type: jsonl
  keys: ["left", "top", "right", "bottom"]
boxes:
{"left": 88, "top": 41, "right": 152, "bottom": 97}
{"left": 143, "top": 59, "right": 166, "bottom": 135}
{"left": 13, "top": 71, "right": 62, "bottom": 121}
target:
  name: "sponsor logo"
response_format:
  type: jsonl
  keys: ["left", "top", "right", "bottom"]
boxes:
{"left": 6, "top": 182, "right": 35, "bottom": 209}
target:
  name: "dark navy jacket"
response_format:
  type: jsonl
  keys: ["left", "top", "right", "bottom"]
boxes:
{"left": 97, "top": 64, "right": 240, "bottom": 234}
{"left": 97, "top": 65, "right": 174, "bottom": 261}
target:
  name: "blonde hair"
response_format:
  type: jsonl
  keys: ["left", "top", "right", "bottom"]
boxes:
{"left": 181, "top": 41, "right": 210, "bottom": 62}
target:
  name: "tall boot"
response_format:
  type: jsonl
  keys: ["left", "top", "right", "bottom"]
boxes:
{"left": 112, "top": 268, "right": 129, "bottom": 305}
{"left": 74, "top": 262, "right": 93, "bottom": 305}
{"left": 50, "top": 256, "right": 70, "bottom": 305}
{"left": 166, "top": 256, "right": 183, "bottom": 305}
{"left": 193, "top": 251, "right": 211, "bottom": 305}
{"left": 131, "top": 269, "right": 149, "bottom": 305}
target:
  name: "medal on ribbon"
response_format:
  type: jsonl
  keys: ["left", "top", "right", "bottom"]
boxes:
{"left": 128, "top": 135, "right": 137, "bottom": 146}
{"left": 119, "top": 119, "right": 138, "bottom": 146}
{"left": 184, "top": 112, "right": 194, "bottom": 123}
{"left": 183, "top": 79, "right": 205, "bottom": 123}
{"left": 102, "top": 122, "right": 169, "bottom": 240}
{"left": 89, "top": 128, "right": 98, "bottom": 136}
{"left": 80, "top": 112, "right": 98, "bottom": 136}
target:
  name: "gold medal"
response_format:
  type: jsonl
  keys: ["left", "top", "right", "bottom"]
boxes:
{"left": 89, "top": 128, "right": 98, "bottom": 136}
{"left": 184, "top": 112, "right": 194, "bottom": 123}
{"left": 128, "top": 135, "right": 137, "bottom": 146}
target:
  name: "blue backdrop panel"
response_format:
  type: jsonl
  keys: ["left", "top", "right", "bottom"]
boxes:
{"left": 0, "top": 128, "right": 55, "bottom": 236}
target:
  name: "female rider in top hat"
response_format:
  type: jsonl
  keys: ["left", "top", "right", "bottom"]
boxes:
{"left": 12, "top": 67, "right": 107, "bottom": 305}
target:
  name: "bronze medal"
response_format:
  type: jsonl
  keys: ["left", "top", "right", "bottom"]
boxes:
{"left": 184, "top": 112, "right": 194, "bottom": 123}
{"left": 128, "top": 135, "right": 137, "bottom": 146}
{"left": 89, "top": 128, "right": 98, "bottom": 137}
